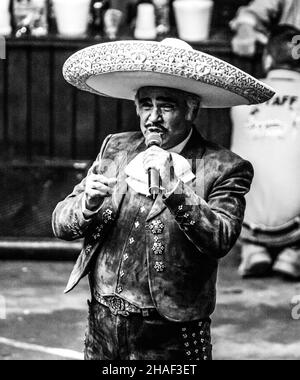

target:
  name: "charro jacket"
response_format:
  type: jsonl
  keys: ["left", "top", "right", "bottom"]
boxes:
{"left": 52, "top": 129, "right": 253, "bottom": 322}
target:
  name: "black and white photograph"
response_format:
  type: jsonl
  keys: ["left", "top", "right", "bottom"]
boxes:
{"left": 0, "top": 0, "right": 300, "bottom": 363}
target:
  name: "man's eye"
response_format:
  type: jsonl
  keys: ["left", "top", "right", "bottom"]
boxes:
{"left": 141, "top": 104, "right": 152, "bottom": 110}
{"left": 162, "top": 104, "right": 175, "bottom": 111}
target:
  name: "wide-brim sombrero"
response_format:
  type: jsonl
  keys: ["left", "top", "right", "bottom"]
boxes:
{"left": 63, "top": 38, "right": 275, "bottom": 108}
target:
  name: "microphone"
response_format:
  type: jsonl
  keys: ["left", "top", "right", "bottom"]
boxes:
{"left": 145, "top": 131, "right": 163, "bottom": 198}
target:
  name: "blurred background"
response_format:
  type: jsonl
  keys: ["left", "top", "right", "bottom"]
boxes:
{"left": 0, "top": 0, "right": 300, "bottom": 360}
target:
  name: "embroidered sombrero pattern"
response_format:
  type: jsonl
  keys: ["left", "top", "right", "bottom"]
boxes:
{"left": 63, "top": 40, "right": 274, "bottom": 106}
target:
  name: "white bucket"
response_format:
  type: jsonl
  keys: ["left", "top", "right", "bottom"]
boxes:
{"left": 134, "top": 3, "right": 157, "bottom": 40}
{"left": 52, "top": 0, "right": 91, "bottom": 37}
{"left": 173, "top": 0, "right": 214, "bottom": 42}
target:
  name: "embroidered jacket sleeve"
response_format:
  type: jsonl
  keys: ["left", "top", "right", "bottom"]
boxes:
{"left": 230, "top": 0, "right": 283, "bottom": 34}
{"left": 52, "top": 134, "right": 112, "bottom": 241}
{"left": 163, "top": 160, "right": 254, "bottom": 259}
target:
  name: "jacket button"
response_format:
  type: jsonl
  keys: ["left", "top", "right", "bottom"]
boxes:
{"left": 149, "top": 220, "right": 164, "bottom": 234}
{"left": 116, "top": 286, "right": 123, "bottom": 294}
{"left": 154, "top": 261, "right": 166, "bottom": 272}
{"left": 152, "top": 241, "right": 165, "bottom": 255}
{"left": 92, "top": 231, "right": 102, "bottom": 240}
{"left": 96, "top": 225, "right": 103, "bottom": 233}
{"left": 103, "top": 209, "right": 114, "bottom": 224}
{"left": 85, "top": 245, "right": 92, "bottom": 254}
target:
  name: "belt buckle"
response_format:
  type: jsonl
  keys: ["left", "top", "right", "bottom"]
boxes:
{"left": 109, "top": 296, "right": 127, "bottom": 316}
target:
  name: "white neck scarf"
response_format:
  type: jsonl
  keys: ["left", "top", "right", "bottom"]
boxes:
{"left": 125, "top": 129, "right": 195, "bottom": 196}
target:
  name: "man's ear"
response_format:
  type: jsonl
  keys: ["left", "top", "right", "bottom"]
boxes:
{"left": 185, "top": 104, "right": 200, "bottom": 122}
{"left": 185, "top": 96, "right": 201, "bottom": 122}
{"left": 263, "top": 53, "right": 273, "bottom": 74}
{"left": 135, "top": 101, "right": 140, "bottom": 116}
{"left": 185, "top": 108, "right": 194, "bottom": 122}
{"left": 134, "top": 90, "right": 140, "bottom": 116}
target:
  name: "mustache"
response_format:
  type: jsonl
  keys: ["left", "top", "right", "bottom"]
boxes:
{"left": 145, "top": 124, "right": 167, "bottom": 133}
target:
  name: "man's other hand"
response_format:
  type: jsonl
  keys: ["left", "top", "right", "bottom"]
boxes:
{"left": 85, "top": 174, "right": 117, "bottom": 211}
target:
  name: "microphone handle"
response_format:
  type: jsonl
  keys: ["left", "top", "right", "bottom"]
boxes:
{"left": 146, "top": 132, "right": 163, "bottom": 198}
{"left": 148, "top": 168, "right": 161, "bottom": 198}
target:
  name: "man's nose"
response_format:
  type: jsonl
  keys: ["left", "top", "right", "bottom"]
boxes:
{"left": 149, "top": 107, "right": 162, "bottom": 123}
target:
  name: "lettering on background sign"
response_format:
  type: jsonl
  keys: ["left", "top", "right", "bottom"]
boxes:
{"left": 291, "top": 295, "right": 300, "bottom": 320}
{"left": 292, "top": 35, "right": 300, "bottom": 60}
{"left": 265, "top": 95, "right": 298, "bottom": 107}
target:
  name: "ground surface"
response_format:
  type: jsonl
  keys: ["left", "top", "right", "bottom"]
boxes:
{"left": 0, "top": 253, "right": 300, "bottom": 360}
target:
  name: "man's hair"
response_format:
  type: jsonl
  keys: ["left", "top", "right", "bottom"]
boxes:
{"left": 265, "top": 25, "right": 300, "bottom": 71}
{"left": 185, "top": 93, "right": 201, "bottom": 121}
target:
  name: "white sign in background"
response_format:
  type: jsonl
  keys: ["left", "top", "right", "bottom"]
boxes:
{"left": 0, "top": 35, "right": 6, "bottom": 60}
{"left": 0, "top": 295, "right": 6, "bottom": 320}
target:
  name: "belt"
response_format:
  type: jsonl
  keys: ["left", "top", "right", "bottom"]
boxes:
{"left": 93, "top": 291, "right": 159, "bottom": 318}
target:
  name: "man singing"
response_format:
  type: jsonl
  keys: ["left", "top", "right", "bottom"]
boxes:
{"left": 52, "top": 38, "right": 274, "bottom": 360}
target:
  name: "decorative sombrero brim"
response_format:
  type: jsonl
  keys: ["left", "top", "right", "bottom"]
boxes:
{"left": 63, "top": 38, "right": 275, "bottom": 108}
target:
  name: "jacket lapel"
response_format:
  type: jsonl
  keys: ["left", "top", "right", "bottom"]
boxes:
{"left": 146, "top": 128, "right": 207, "bottom": 222}
{"left": 146, "top": 193, "right": 166, "bottom": 221}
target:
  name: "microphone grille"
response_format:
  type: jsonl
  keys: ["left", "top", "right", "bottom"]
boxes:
{"left": 146, "top": 132, "right": 163, "bottom": 147}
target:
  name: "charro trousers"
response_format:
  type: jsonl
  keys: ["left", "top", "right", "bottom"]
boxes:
{"left": 84, "top": 299, "right": 212, "bottom": 361}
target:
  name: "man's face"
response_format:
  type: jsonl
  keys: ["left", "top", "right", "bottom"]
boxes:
{"left": 136, "top": 87, "right": 193, "bottom": 149}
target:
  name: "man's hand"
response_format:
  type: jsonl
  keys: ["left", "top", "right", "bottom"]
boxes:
{"left": 85, "top": 174, "right": 117, "bottom": 211}
{"left": 143, "top": 146, "right": 178, "bottom": 192}
{"left": 232, "top": 24, "right": 267, "bottom": 57}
